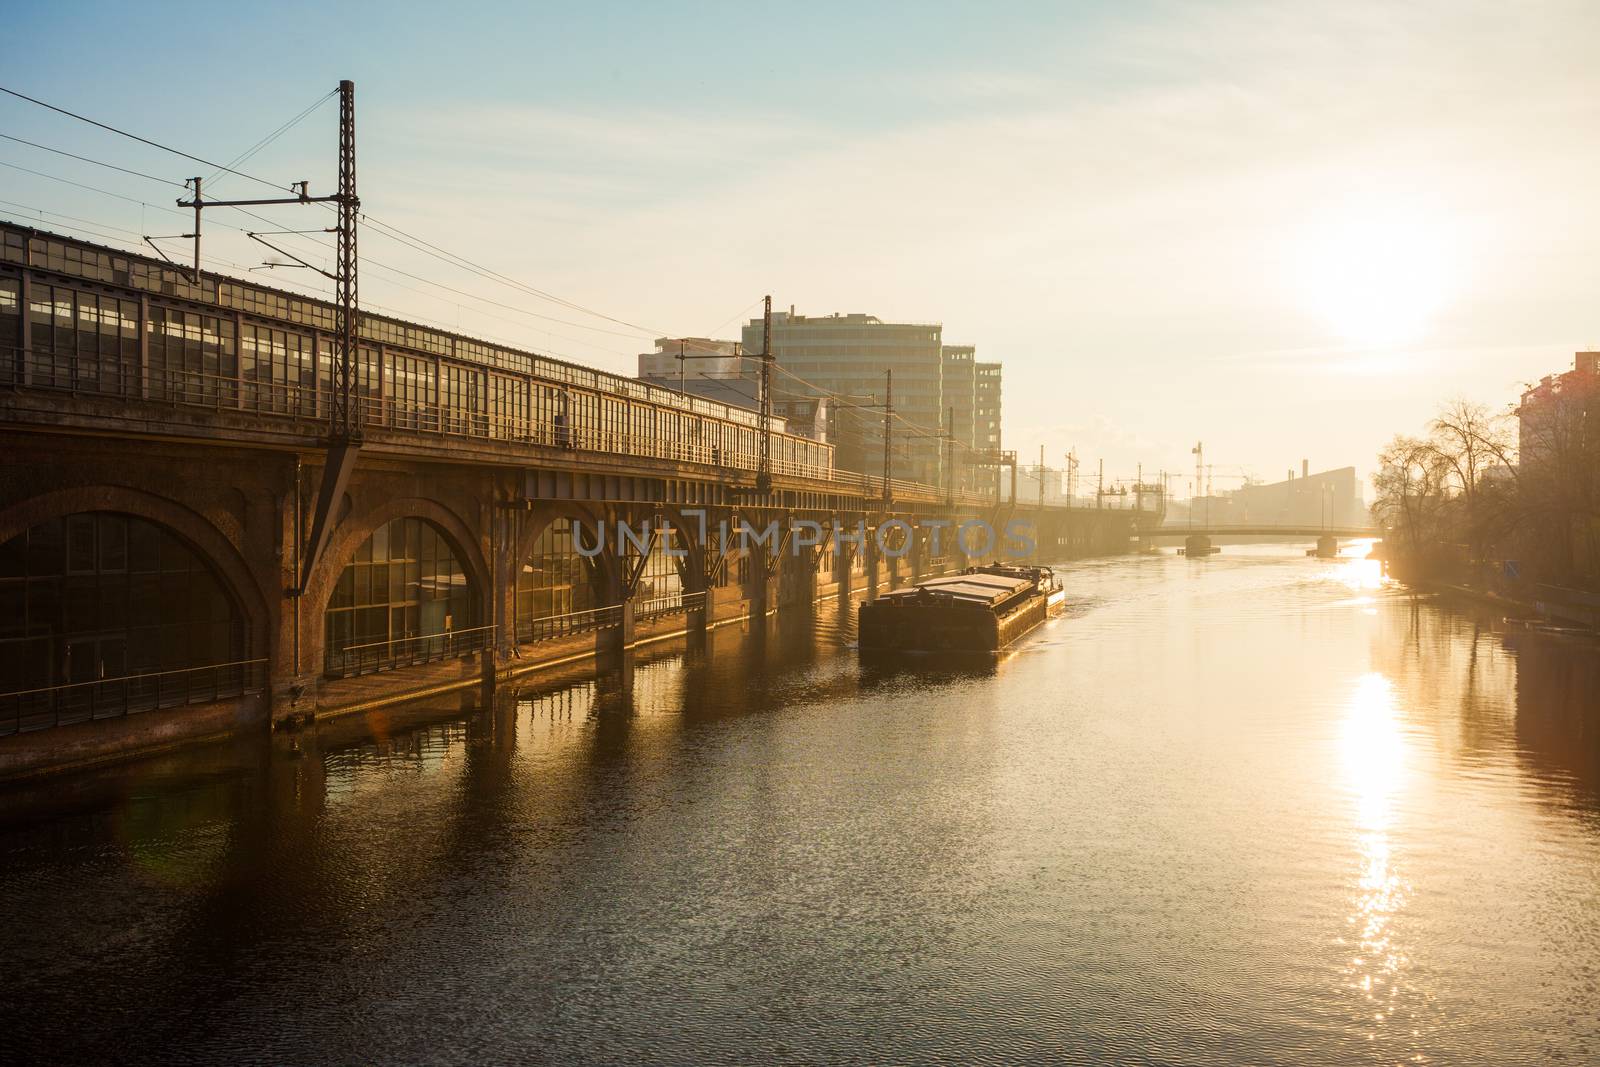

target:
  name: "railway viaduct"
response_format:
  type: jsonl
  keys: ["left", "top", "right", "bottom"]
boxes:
{"left": 0, "top": 223, "right": 1137, "bottom": 776}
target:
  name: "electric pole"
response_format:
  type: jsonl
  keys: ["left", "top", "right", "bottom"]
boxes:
{"left": 756, "top": 294, "right": 773, "bottom": 494}
{"left": 945, "top": 406, "right": 954, "bottom": 506}
{"left": 189, "top": 176, "right": 201, "bottom": 281}
{"left": 1097, "top": 458, "right": 1104, "bottom": 510}
{"left": 178, "top": 78, "right": 362, "bottom": 591}
{"left": 880, "top": 369, "right": 893, "bottom": 510}
{"left": 332, "top": 79, "right": 359, "bottom": 446}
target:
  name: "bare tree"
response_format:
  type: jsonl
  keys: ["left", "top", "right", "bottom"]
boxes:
{"left": 1373, "top": 434, "right": 1451, "bottom": 566}
{"left": 1426, "top": 399, "right": 1517, "bottom": 563}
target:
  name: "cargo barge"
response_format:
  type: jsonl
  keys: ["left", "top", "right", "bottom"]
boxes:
{"left": 858, "top": 565, "right": 1062, "bottom": 654}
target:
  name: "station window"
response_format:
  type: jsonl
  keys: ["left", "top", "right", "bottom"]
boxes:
{"left": 0, "top": 513, "right": 244, "bottom": 700}
{"left": 514, "top": 518, "right": 598, "bottom": 626}
{"left": 324, "top": 517, "right": 478, "bottom": 675}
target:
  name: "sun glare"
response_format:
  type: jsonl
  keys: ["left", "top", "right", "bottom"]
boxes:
{"left": 1294, "top": 203, "right": 1459, "bottom": 350}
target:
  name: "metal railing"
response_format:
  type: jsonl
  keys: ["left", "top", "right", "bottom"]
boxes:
{"left": 1, "top": 344, "right": 843, "bottom": 481}
{"left": 636, "top": 589, "right": 706, "bottom": 621}
{"left": 0, "top": 658, "right": 268, "bottom": 737}
{"left": 324, "top": 623, "right": 495, "bottom": 678}
{"left": 0, "top": 344, "right": 1034, "bottom": 506}
{"left": 515, "top": 604, "right": 623, "bottom": 644}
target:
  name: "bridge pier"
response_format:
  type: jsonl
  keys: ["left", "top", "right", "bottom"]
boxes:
{"left": 1315, "top": 535, "right": 1339, "bottom": 559}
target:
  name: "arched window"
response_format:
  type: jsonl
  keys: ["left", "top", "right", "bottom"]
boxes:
{"left": 0, "top": 513, "right": 246, "bottom": 732}
{"left": 514, "top": 518, "right": 596, "bottom": 641}
{"left": 325, "top": 518, "right": 479, "bottom": 676}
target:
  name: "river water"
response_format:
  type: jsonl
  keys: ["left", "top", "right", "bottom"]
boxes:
{"left": 2, "top": 545, "right": 1598, "bottom": 1065}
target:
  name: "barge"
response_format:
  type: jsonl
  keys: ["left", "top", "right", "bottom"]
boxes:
{"left": 858, "top": 565, "right": 1062, "bottom": 654}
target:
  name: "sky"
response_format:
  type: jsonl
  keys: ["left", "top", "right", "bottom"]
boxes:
{"left": 4, "top": 1, "right": 1598, "bottom": 494}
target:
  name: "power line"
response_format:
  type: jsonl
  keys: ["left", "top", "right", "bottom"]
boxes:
{"left": 202, "top": 90, "right": 335, "bottom": 192}
{"left": 0, "top": 157, "right": 177, "bottom": 208}
{"left": 0, "top": 204, "right": 632, "bottom": 368}
{"left": 0, "top": 132, "right": 183, "bottom": 187}
{"left": 0, "top": 160, "right": 629, "bottom": 359}
{"left": 0, "top": 83, "right": 713, "bottom": 352}
{"left": 0, "top": 84, "right": 295, "bottom": 194}
{"left": 359, "top": 213, "right": 665, "bottom": 335}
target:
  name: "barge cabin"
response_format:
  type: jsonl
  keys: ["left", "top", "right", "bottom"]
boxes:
{"left": 858, "top": 565, "right": 1060, "bottom": 655}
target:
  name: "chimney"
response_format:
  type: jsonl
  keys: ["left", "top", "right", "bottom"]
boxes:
{"left": 1302, "top": 459, "right": 1309, "bottom": 480}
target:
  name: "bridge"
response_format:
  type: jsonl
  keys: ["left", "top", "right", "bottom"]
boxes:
{"left": 1149, "top": 524, "right": 1382, "bottom": 539}
{"left": 0, "top": 221, "right": 1139, "bottom": 777}
{"left": 1146, "top": 523, "right": 1384, "bottom": 557}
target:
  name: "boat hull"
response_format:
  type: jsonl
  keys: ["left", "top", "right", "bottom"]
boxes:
{"left": 858, "top": 591, "right": 1050, "bottom": 654}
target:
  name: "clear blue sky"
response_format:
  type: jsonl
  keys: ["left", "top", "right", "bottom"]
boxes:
{"left": 5, "top": 1, "right": 1598, "bottom": 491}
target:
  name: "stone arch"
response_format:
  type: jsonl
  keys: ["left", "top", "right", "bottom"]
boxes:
{"left": 0, "top": 485, "right": 272, "bottom": 657}
{"left": 303, "top": 496, "right": 490, "bottom": 673}
{"left": 513, "top": 502, "right": 612, "bottom": 600}
{"left": 513, "top": 502, "right": 604, "bottom": 577}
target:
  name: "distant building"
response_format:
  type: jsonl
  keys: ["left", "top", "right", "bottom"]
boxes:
{"left": 973, "top": 362, "right": 1003, "bottom": 495}
{"left": 774, "top": 396, "right": 832, "bottom": 445}
{"left": 742, "top": 310, "right": 950, "bottom": 484}
{"left": 1516, "top": 351, "right": 1600, "bottom": 581}
{"left": 637, "top": 336, "right": 742, "bottom": 384}
{"left": 1015, "top": 464, "right": 1065, "bottom": 505}
{"left": 1518, "top": 351, "right": 1598, "bottom": 474}
{"left": 635, "top": 337, "right": 826, "bottom": 442}
{"left": 942, "top": 345, "right": 977, "bottom": 489}
{"left": 974, "top": 362, "right": 1002, "bottom": 451}
{"left": 1171, "top": 467, "right": 1366, "bottom": 528}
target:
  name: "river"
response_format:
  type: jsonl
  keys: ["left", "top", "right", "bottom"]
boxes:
{"left": 2, "top": 545, "right": 1597, "bottom": 1065}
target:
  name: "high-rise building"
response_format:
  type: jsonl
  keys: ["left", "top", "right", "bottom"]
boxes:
{"left": 743, "top": 311, "right": 948, "bottom": 484}
{"left": 974, "top": 361, "right": 1003, "bottom": 452}
{"left": 941, "top": 344, "right": 976, "bottom": 490}
{"left": 970, "top": 362, "right": 1004, "bottom": 498}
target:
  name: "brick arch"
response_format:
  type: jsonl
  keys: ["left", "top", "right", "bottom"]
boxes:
{"left": 513, "top": 502, "right": 604, "bottom": 571}
{"left": 513, "top": 502, "right": 613, "bottom": 596}
{"left": 302, "top": 495, "right": 490, "bottom": 623}
{"left": 0, "top": 485, "right": 272, "bottom": 655}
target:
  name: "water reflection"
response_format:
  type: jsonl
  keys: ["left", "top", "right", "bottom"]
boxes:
{"left": 2, "top": 553, "right": 1599, "bottom": 1064}
{"left": 1337, "top": 673, "right": 1419, "bottom": 1050}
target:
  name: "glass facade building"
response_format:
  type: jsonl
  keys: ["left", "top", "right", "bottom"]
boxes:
{"left": 743, "top": 311, "right": 946, "bottom": 484}
{"left": 744, "top": 312, "right": 1003, "bottom": 488}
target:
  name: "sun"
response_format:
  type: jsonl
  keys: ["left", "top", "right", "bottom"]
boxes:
{"left": 1293, "top": 202, "right": 1460, "bottom": 350}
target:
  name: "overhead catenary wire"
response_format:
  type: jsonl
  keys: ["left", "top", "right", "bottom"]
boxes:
{"left": 0, "top": 133, "right": 184, "bottom": 188}
{"left": 0, "top": 142, "right": 646, "bottom": 357}
{"left": 3, "top": 84, "right": 1013, "bottom": 449}
{"left": 200, "top": 89, "right": 335, "bottom": 193}
{"left": 0, "top": 84, "right": 734, "bottom": 353}
{"left": 0, "top": 84, "right": 301, "bottom": 195}
{"left": 0, "top": 202, "right": 636, "bottom": 369}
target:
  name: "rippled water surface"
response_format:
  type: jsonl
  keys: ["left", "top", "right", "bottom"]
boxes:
{"left": 3, "top": 546, "right": 1599, "bottom": 1065}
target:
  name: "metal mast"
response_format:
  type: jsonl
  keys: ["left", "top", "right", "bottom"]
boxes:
{"left": 332, "top": 78, "right": 360, "bottom": 444}
{"left": 170, "top": 80, "right": 360, "bottom": 595}
{"left": 881, "top": 369, "right": 893, "bottom": 510}
{"left": 756, "top": 294, "right": 772, "bottom": 494}
{"left": 1038, "top": 445, "right": 1045, "bottom": 512}
{"left": 945, "top": 406, "right": 954, "bottom": 506}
